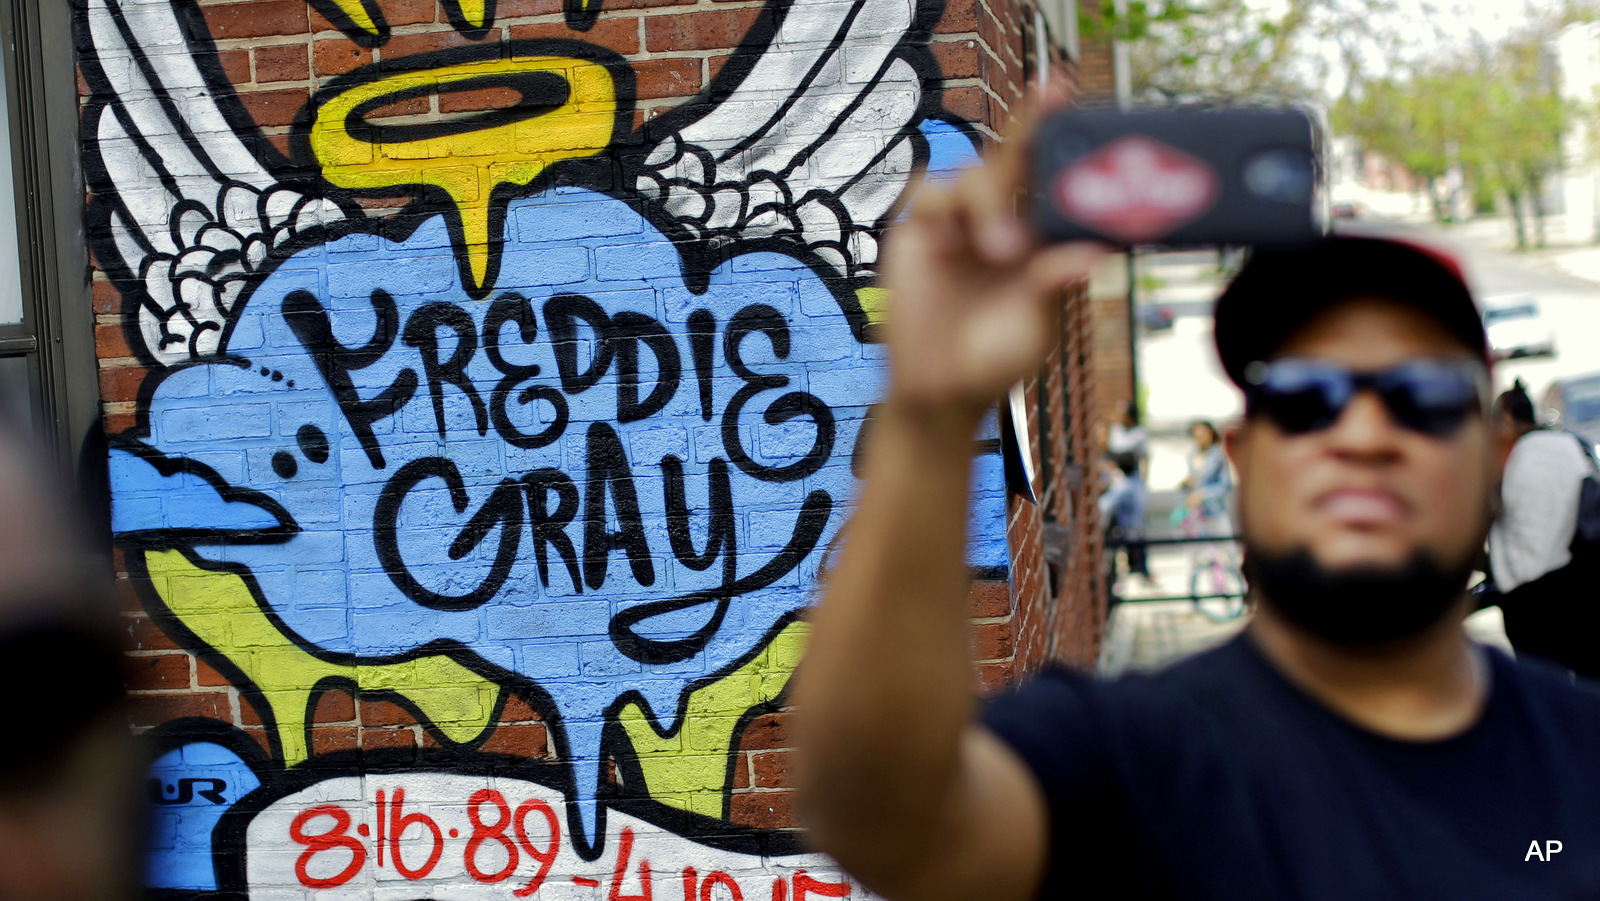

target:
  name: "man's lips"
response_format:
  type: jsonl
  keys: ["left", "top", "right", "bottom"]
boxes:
{"left": 1314, "top": 488, "right": 1407, "bottom": 526}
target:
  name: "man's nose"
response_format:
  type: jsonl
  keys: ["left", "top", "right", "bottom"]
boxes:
{"left": 1324, "top": 389, "right": 1404, "bottom": 458}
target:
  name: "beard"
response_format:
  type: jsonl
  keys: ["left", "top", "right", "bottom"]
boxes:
{"left": 1242, "top": 546, "right": 1472, "bottom": 648}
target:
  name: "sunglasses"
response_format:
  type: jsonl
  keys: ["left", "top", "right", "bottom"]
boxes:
{"left": 1242, "top": 358, "right": 1488, "bottom": 437}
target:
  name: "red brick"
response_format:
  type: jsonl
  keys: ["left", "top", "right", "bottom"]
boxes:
{"left": 935, "top": 0, "right": 978, "bottom": 33}
{"left": 972, "top": 620, "right": 1013, "bottom": 660}
{"left": 255, "top": 44, "right": 309, "bottom": 83}
{"left": 199, "top": 1, "right": 309, "bottom": 40}
{"left": 125, "top": 615, "right": 179, "bottom": 652}
{"left": 241, "top": 727, "right": 272, "bottom": 759}
{"left": 478, "top": 722, "right": 549, "bottom": 758}
{"left": 942, "top": 85, "right": 989, "bottom": 126}
{"left": 196, "top": 659, "right": 232, "bottom": 688}
{"left": 729, "top": 790, "right": 797, "bottom": 829}
{"left": 498, "top": 0, "right": 564, "bottom": 16}
{"left": 315, "top": 40, "right": 373, "bottom": 77}
{"left": 731, "top": 754, "right": 749, "bottom": 789}
{"left": 707, "top": 53, "right": 732, "bottom": 84}
{"left": 98, "top": 363, "right": 148, "bottom": 405}
{"left": 311, "top": 725, "right": 359, "bottom": 756}
{"left": 509, "top": 17, "right": 639, "bottom": 54}
{"left": 360, "top": 698, "right": 419, "bottom": 728}
{"left": 92, "top": 278, "right": 123, "bottom": 316}
{"left": 976, "top": 662, "right": 1012, "bottom": 696}
{"left": 264, "top": 134, "right": 293, "bottom": 158}
{"left": 360, "top": 727, "right": 420, "bottom": 751}
{"left": 751, "top": 750, "right": 790, "bottom": 788}
{"left": 437, "top": 84, "right": 521, "bottom": 114}
{"left": 967, "top": 580, "right": 1011, "bottom": 618}
{"left": 216, "top": 48, "right": 252, "bottom": 85}
{"left": 77, "top": 62, "right": 88, "bottom": 97}
{"left": 125, "top": 653, "right": 191, "bottom": 691}
{"left": 737, "top": 712, "right": 789, "bottom": 750}
{"left": 644, "top": 9, "right": 760, "bottom": 52}
{"left": 238, "top": 88, "right": 309, "bottom": 128}
{"left": 240, "top": 696, "right": 265, "bottom": 726}
{"left": 380, "top": 30, "right": 492, "bottom": 67}
{"left": 606, "top": 0, "right": 696, "bottom": 9}
{"left": 360, "top": 94, "right": 431, "bottom": 119}
{"left": 634, "top": 58, "right": 701, "bottom": 100}
{"left": 499, "top": 693, "right": 542, "bottom": 723}
{"left": 315, "top": 689, "right": 358, "bottom": 723}
{"left": 932, "top": 39, "right": 981, "bottom": 79}
{"left": 127, "top": 691, "right": 232, "bottom": 728}
{"left": 112, "top": 578, "right": 143, "bottom": 614}
{"left": 94, "top": 323, "right": 132, "bottom": 360}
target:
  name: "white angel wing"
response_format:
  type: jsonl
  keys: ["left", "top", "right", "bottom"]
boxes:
{"left": 633, "top": 0, "right": 922, "bottom": 279}
{"left": 83, "top": 0, "right": 348, "bottom": 367}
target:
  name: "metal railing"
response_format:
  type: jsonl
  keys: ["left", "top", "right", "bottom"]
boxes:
{"left": 1103, "top": 533, "right": 1248, "bottom": 607}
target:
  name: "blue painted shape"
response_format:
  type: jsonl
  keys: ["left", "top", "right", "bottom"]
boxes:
{"left": 922, "top": 118, "right": 982, "bottom": 173}
{"left": 110, "top": 178, "right": 1009, "bottom": 848}
{"left": 143, "top": 742, "right": 260, "bottom": 890}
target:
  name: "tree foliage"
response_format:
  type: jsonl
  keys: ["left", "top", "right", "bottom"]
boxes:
{"left": 1332, "top": 32, "right": 1567, "bottom": 245}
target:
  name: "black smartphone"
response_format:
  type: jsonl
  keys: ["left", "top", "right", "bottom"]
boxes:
{"left": 1031, "top": 106, "right": 1326, "bottom": 247}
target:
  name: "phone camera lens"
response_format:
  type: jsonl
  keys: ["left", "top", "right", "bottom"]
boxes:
{"left": 1242, "top": 150, "right": 1314, "bottom": 203}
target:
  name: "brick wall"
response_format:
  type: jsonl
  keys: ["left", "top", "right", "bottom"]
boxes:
{"left": 82, "top": 0, "right": 1104, "bottom": 894}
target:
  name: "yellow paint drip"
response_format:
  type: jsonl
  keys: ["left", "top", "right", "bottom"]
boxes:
{"left": 445, "top": 0, "right": 491, "bottom": 28}
{"left": 322, "top": 0, "right": 380, "bottom": 35}
{"left": 618, "top": 623, "right": 808, "bottom": 816}
{"left": 143, "top": 550, "right": 501, "bottom": 766}
{"left": 856, "top": 287, "right": 889, "bottom": 325}
{"left": 311, "top": 54, "right": 619, "bottom": 293}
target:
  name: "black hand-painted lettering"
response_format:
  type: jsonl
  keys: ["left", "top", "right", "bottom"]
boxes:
{"left": 612, "top": 311, "right": 682, "bottom": 423}
{"left": 402, "top": 302, "right": 489, "bottom": 439}
{"left": 147, "top": 777, "right": 227, "bottom": 806}
{"left": 523, "top": 468, "right": 583, "bottom": 594}
{"left": 688, "top": 308, "right": 717, "bottom": 422}
{"left": 610, "top": 488, "right": 832, "bottom": 664}
{"left": 582, "top": 422, "right": 655, "bottom": 590}
{"left": 661, "top": 455, "right": 735, "bottom": 572}
{"left": 721, "top": 304, "right": 835, "bottom": 482}
{"left": 491, "top": 380, "right": 568, "bottom": 449}
{"left": 296, "top": 423, "right": 330, "bottom": 465}
{"left": 374, "top": 457, "right": 523, "bottom": 612}
{"left": 282, "top": 288, "right": 417, "bottom": 470}
{"left": 484, "top": 293, "right": 540, "bottom": 378}
{"left": 544, "top": 294, "right": 614, "bottom": 394}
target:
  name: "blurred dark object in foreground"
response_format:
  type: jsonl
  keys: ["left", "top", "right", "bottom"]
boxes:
{"left": 0, "top": 426, "right": 142, "bottom": 901}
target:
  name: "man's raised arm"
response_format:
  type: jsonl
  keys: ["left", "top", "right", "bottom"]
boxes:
{"left": 791, "top": 113, "right": 1102, "bottom": 901}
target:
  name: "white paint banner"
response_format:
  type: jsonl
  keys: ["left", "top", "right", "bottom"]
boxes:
{"left": 245, "top": 774, "right": 875, "bottom": 901}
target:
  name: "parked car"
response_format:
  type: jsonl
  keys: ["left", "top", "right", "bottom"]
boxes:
{"left": 1541, "top": 372, "right": 1600, "bottom": 448}
{"left": 1330, "top": 201, "right": 1362, "bottom": 219}
{"left": 1138, "top": 303, "right": 1174, "bottom": 332}
{"left": 1483, "top": 294, "right": 1556, "bottom": 360}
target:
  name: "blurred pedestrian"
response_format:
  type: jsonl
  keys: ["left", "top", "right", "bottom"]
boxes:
{"left": 1098, "top": 452, "right": 1151, "bottom": 587}
{"left": 1488, "top": 378, "right": 1600, "bottom": 679}
{"left": 1106, "top": 400, "right": 1148, "bottom": 475}
{"left": 1181, "top": 419, "right": 1232, "bottom": 537}
{"left": 792, "top": 104, "right": 1600, "bottom": 900}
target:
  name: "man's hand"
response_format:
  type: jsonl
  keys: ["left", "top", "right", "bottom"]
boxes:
{"left": 879, "top": 111, "right": 1104, "bottom": 433}
{"left": 794, "top": 104, "right": 1106, "bottom": 901}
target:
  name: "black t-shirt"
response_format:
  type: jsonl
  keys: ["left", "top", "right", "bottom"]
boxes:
{"left": 982, "top": 634, "right": 1600, "bottom": 900}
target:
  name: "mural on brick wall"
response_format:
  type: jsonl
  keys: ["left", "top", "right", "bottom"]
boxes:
{"left": 83, "top": 0, "right": 1008, "bottom": 895}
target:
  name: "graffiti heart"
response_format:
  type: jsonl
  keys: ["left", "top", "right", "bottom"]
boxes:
{"left": 112, "top": 189, "right": 877, "bottom": 844}
{"left": 82, "top": 0, "right": 1006, "bottom": 891}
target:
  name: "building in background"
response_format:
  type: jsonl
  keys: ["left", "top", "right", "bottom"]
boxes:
{"left": 0, "top": 0, "right": 1117, "bottom": 894}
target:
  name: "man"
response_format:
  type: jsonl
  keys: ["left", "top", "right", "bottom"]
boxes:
{"left": 1489, "top": 380, "right": 1600, "bottom": 679}
{"left": 792, "top": 118, "right": 1600, "bottom": 900}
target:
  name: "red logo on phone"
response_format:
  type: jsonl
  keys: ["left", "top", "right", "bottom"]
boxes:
{"left": 1055, "top": 136, "right": 1220, "bottom": 243}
